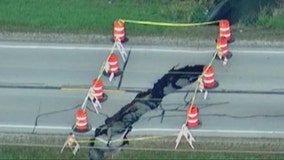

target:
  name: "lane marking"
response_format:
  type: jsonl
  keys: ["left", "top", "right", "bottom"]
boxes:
{"left": 61, "top": 87, "right": 88, "bottom": 91}
{"left": 0, "top": 124, "right": 70, "bottom": 130}
{"left": 0, "top": 44, "right": 283, "bottom": 55}
{"left": 1, "top": 124, "right": 284, "bottom": 136}
{"left": 0, "top": 44, "right": 110, "bottom": 50}
{"left": 133, "top": 128, "right": 284, "bottom": 135}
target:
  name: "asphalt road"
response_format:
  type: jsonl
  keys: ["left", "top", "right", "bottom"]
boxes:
{"left": 0, "top": 42, "right": 284, "bottom": 138}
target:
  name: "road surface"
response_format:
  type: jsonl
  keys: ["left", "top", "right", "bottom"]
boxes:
{"left": 0, "top": 42, "right": 284, "bottom": 138}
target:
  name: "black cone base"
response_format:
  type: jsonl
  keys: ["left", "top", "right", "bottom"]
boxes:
{"left": 111, "top": 37, "right": 129, "bottom": 43}
{"left": 204, "top": 81, "right": 219, "bottom": 89}
{"left": 93, "top": 93, "right": 108, "bottom": 103}
{"left": 103, "top": 68, "right": 122, "bottom": 77}
{"left": 214, "top": 51, "right": 233, "bottom": 60}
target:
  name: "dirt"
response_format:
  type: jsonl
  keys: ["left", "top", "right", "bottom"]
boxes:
{"left": 1, "top": 132, "right": 284, "bottom": 157}
{"left": 0, "top": 30, "right": 283, "bottom": 48}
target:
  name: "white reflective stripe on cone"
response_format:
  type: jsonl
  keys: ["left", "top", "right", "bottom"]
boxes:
{"left": 109, "top": 61, "right": 118, "bottom": 65}
{"left": 204, "top": 73, "right": 214, "bottom": 77}
{"left": 94, "top": 86, "right": 103, "bottom": 90}
{"left": 188, "top": 113, "right": 198, "bottom": 117}
{"left": 89, "top": 89, "right": 102, "bottom": 98}
{"left": 220, "top": 27, "right": 230, "bottom": 31}
{"left": 114, "top": 34, "right": 125, "bottom": 38}
{"left": 76, "top": 122, "right": 87, "bottom": 126}
{"left": 76, "top": 116, "right": 87, "bottom": 121}
{"left": 203, "top": 79, "right": 215, "bottom": 83}
{"left": 114, "top": 27, "right": 124, "bottom": 31}
{"left": 187, "top": 119, "right": 198, "bottom": 123}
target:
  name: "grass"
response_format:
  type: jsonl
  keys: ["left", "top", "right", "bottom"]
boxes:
{"left": 1, "top": 133, "right": 284, "bottom": 160}
{"left": 0, "top": 145, "right": 86, "bottom": 160}
{"left": 265, "top": 9, "right": 284, "bottom": 30}
{"left": 1, "top": 144, "right": 284, "bottom": 160}
{"left": 0, "top": 0, "right": 282, "bottom": 38}
{"left": 255, "top": 3, "right": 284, "bottom": 30}
{"left": 0, "top": 0, "right": 196, "bottom": 35}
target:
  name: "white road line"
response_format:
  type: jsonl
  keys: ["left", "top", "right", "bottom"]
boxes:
{"left": 0, "top": 44, "right": 109, "bottom": 51}
{"left": 1, "top": 124, "right": 284, "bottom": 136}
{"left": 0, "top": 44, "right": 283, "bottom": 55}
{"left": 133, "top": 128, "right": 284, "bottom": 135}
{"left": 0, "top": 124, "right": 70, "bottom": 130}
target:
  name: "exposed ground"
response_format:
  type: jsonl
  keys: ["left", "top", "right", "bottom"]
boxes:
{"left": 1, "top": 132, "right": 284, "bottom": 159}
{"left": 0, "top": 26, "right": 283, "bottom": 48}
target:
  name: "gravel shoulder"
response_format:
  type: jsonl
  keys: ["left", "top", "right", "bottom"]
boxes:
{"left": 0, "top": 31, "right": 283, "bottom": 48}
{"left": 1, "top": 132, "right": 284, "bottom": 159}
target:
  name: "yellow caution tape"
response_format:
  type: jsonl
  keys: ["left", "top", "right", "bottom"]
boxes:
{"left": 119, "top": 19, "right": 219, "bottom": 27}
{"left": 73, "top": 17, "right": 220, "bottom": 134}
{"left": 113, "top": 134, "right": 176, "bottom": 143}
{"left": 187, "top": 50, "right": 218, "bottom": 118}
{"left": 77, "top": 133, "right": 177, "bottom": 144}
{"left": 80, "top": 39, "right": 118, "bottom": 112}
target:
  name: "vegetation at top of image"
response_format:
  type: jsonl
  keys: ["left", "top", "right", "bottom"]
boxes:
{"left": 0, "top": 0, "right": 283, "bottom": 36}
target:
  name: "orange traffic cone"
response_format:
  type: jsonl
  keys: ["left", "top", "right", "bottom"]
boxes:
{"left": 186, "top": 104, "right": 199, "bottom": 128}
{"left": 73, "top": 108, "right": 91, "bottom": 132}
{"left": 104, "top": 53, "right": 121, "bottom": 77}
{"left": 219, "top": 19, "right": 233, "bottom": 43}
{"left": 113, "top": 20, "right": 127, "bottom": 42}
{"left": 203, "top": 65, "right": 218, "bottom": 89}
{"left": 216, "top": 36, "right": 233, "bottom": 61}
{"left": 89, "top": 78, "right": 107, "bottom": 102}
